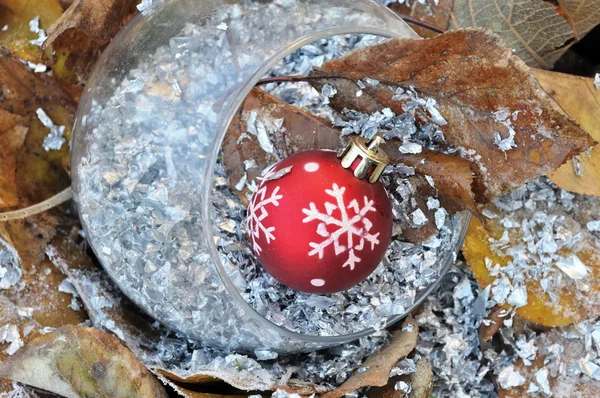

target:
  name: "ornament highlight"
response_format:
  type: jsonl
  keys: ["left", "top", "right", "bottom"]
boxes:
{"left": 247, "top": 136, "right": 393, "bottom": 293}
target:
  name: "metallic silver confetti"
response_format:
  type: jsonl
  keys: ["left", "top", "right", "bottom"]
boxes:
{"left": 37, "top": 108, "right": 66, "bottom": 151}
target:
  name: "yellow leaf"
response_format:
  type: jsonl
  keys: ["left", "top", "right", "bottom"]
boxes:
{"left": 463, "top": 215, "right": 600, "bottom": 327}
{"left": 534, "top": 69, "right": 600, "bottom": 197}
{"left": 0, "top": 0, "right": 63, "bottom": 63}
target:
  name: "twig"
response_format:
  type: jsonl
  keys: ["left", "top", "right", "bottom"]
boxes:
{"left": 255, "top": 74, "right": 314, "bottom": 86}
{"left": 0, "top": 188, "right": 73, "bottom": 221}
{"left": 396, "top": 13, "right": 446, "bottom": 34}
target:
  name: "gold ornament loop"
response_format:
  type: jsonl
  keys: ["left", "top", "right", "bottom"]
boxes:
{"left": 338, "top": 133, "right": 390, "bottom": 183}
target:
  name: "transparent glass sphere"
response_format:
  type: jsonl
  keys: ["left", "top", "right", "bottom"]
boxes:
{"left": 71, "top": 0, "right": 470, "bottom": 353}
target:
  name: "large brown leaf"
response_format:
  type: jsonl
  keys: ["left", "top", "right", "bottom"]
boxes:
{"left": 0, "top": 326, "right": 168, "bottom": 398}
{"left": 321, "top": 317, "right": 418, "bottom": 398}
{"left": 310, "top": 29, "right": 595, "bottom": 203}
{"left": 222, "top": 87, "right": 343, "bottom": 205}
{"left": 450, "top": 0, "right": 600, "bottom": 69}
{"left": 42, "top": 0, "right": 138, "bottom": 48}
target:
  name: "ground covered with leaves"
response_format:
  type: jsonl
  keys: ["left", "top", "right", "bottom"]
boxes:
{"left": 0, "top": 0, "right": 600, "bottom": 397}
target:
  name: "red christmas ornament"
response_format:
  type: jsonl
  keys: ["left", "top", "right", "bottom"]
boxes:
{"left": 246, "top": 135, "right": 393, "bottom": 294}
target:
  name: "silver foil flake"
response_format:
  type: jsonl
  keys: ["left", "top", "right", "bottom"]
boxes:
{"left": 260, "top": 166, "right": 293, "bottom": 181}
{"left": 0, "top": 235, "right": 22, "bottom": 290}
{"left": 394, "top": 380, "right": 411, "bottom": 393}
{"left": 36, "top": 108, "right": 66, "bottom": 151}
{"left": 555, "top": 255, "right": 588, "bottom": 280}
{"left": 364, "top": 77, "right": 379, "bottom": 86}
{"left": 411, "top": 208, "right": 428, "bottom": 226}
{"left": 534, "top": 368, "right": 552, "bottom": 396}
{"left": 494, "top": 129, "right": 517, "bottom": 152}
{"left": 595, "top": 73, "right": 600, "bottom": 90}
{"left": 398, "top": 141, "right": 422, "bottom": 154}
{"left": 28, "top": 16, "right": 47, "bottom": 46}
{"left": 0, "top": 324, "right": 23, "bottom": 356}
{"left": 573, "top": 156, "right": 584, "bottom": 177}
{"left": 498, "top": 365, "right": 526, "bottom": 389}
{"left": 507, "top": 286, "right": 527, "bottom": 308}
{"left": 320, "top": 84, "right": 337, "bottom": 105}
{"left": 587, "top": 220, "right": 600, "bottom": 232}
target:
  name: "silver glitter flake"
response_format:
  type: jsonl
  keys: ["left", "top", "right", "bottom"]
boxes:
{"left": 37, "top": 108, "right": 66, "bottom": 151}
{"left": 0, "top": 235, "right": 22, "bottom": 290}
{"left": 0, "top": 324, "right": 23, "bottom": 356}
{"left": 394, "top": 380, "right": 411, "bottom": 393}
{"left": 587, "top": 220, "right": 600, "bottom": 232}
{"left": 28, "top": 16, "right": 47, "bottom": 46}
{"left": 498, "top": 365, "right": 526, "bottom": 389}
{"left": 555, "top": 255, "right": 588, "bottom": 280}
{"left": 595, "top": 73, "right": 600, "bottom": 90}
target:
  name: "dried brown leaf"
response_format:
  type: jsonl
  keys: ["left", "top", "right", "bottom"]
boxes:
{"left": 322, "top": 317, "right": 418, "bottom": 398}
{"left": 478, "top": 306, "right": 506, "bottom": 343}
{"left": 531, "top": 69, "right": 600, "bottom": 197}
{"left": 0, "top": 325, "right": 168, "bottom": 398}
{"left": 223, "top": 87, "right": 342, "bottom": 204}
{"left": 390, "top": 0, "right": 453, "bottom": 38}
{"left": 0, "top": 51, "right": 74, "bottom": 204}
{"left": 383, "top": 146, "right": 479, "bottom": 217}
{"left": 42, "top": 0, "right": 138, "bottom": 49}
{"left": 0, "top": 112, "right": 27, "bottom": 210}
{"left": 450, "top": 0, "right": 600, "bottom": 69}
{"left": 310, "top": 29, "right": 596, "bottom": 203}
{"left": 367, "top": 357, "right": 433, "bottom": 398}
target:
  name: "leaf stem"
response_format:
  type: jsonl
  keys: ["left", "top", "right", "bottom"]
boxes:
{"left": 395, "top": 13, "right": 446, "bottom": 34}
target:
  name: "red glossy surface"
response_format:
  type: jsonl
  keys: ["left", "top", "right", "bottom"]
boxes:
{"left": 247, "top": 150, "right": 393, "bottom": 293}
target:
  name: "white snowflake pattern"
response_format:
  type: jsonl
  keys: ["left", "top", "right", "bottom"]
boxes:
{"left": 302, "top": 183, "right": 380, "bottom": 270}
{"left": 247, "top": 172, "right": 283, "bottom": 254}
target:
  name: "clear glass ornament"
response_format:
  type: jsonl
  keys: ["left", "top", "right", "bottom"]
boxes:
{"left": 71, "top": 0, "right": 471, "bottom": 353}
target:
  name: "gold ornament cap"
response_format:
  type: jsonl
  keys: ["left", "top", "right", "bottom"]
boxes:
{"left": 337, "top": 134, "right": 390, "bottom": 183}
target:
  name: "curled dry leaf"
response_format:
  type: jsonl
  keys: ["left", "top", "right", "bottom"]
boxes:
{"left": 310, "top": 29, "right": 596, "bottom": 204}
{"left": 223, "top": 87, "right": 343, "bottom": 205}
{"left": 0, "top": 325, "right": 168, "bottom": 398}
{"left": 478, "top": 306, "right": 506, "bottom": 344}
{"left": 321, "top": 317, "right": 418, "bottom": 398}
{"left": 0, "top": 0, "right": 62, "bottom": 62}
{"left": 450, "top": 0, "right": 600, "bottom": 69}
{"left": 366, "top": 357, "right": 434, "bottom": 398}
{"left": 532, "top": 69, "right": 600, "bottom": 197}
{"left": 42, "top": 0, "right": 138, "bottom": 49}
